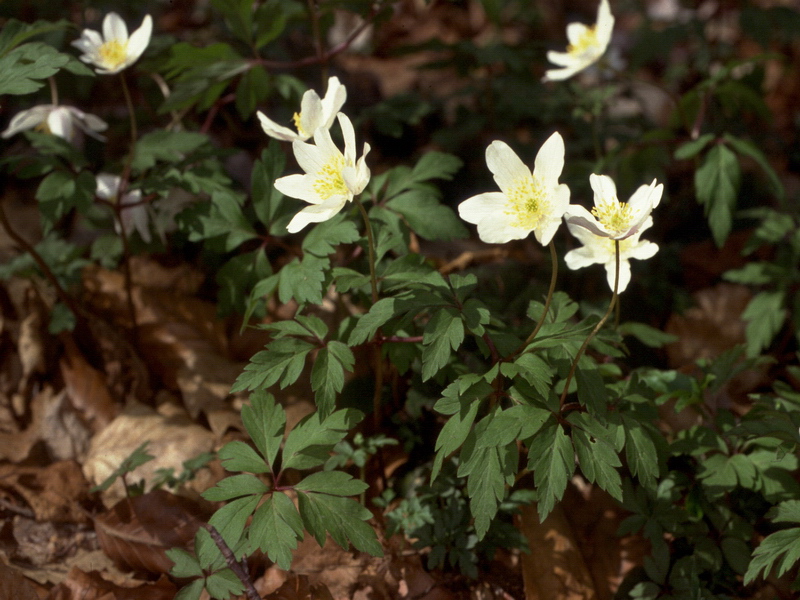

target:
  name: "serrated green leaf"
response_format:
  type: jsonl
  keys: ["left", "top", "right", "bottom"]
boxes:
{"left": 242, "top": 390, "right": 286, "bottom": 468}
{"left": 742, "top": 290, "right": 786, "bottom": 356}
{"left": 208, "top": 494, "right": 261, "bottom": 550}
{"left": 618, "top": 322, "right": 678, "bottom": 348}
{"left": 252, "top": 142, "right": 286, "bottom": 226}
{"left": 295, "top": 471, "right": 369, "bottom": 496}
{"left": 205, "top": 568, "right": 245, "bottom": 599}
{"left": 743, "top": 526, "right": 800, "bottom": 584}
{"left": 235, "top": 64, "right": 269, "bottom": 119}
{"left": 249, "top": 492, "right": 303, "bottom": 570}
{"left": 217, "top": 441, "right": 270, "bottom": 474}
{"left": 282, "top": 409, "right": 363, "bottom": 471}
{"left": 311, "top": 342, "right": 355, "bottom": 417}
{"left": 695, "top": 143, "right": 740, "bottom": 247}
{"left": 724, "top": 133, "right": 784, "bottom": 201}
{"left": 277, "top": 255, "right": 327, "bottom": 305}
{"left": 572, "top": 428, "right": 622, "bottom": 501}
{"left": 770, "top": 499, "right": 800, "bottom": 523}
{"left": 296, "top": 491, "right": 383, "bottom": 556}
{"left": 36, "top": 170, "right": 95, "bottom": 228}
{"left": 421, "top": 307, "right": 464, "bottom": 381}
{"left": 622, "top": 415, "right": 660, "bottom": 490}
{"left": 166, "top": 547, "right": 203, "bottom": 578}
{"left": 302, "top": 213, "right": 360, "bottom": 257}
{"left": 174, "top": 578, "right": 205, "bottom": 600}
{"left": 528, "top": 418, "right": 574, "bottom": 521}
{"left": 408, "top": 151, "right": 463, "bottom": 184}
{"left": 132, "top": 131, "right": 210, "bottom": 172}
{"left": 723, "top": 262, "right": 783, "bottom": 285}
{"left": 576, "top": 366, "right": 608, "bottom": 415}
{"left": 193, "top": 190, "right": 256, "bottom": 251}
{"left": 0, "top": 42, "right": 69, "bottom": 95}
{"left": 231, "top": 338, "right": 315, "bottom": 393}
{"left": 202, "top": 473, "right": 269, "bottom": 501}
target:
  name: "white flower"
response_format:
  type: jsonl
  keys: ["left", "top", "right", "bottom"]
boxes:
{"left": 564, "top": 217, "right": 658, "bottom": 293}
{"left": 274, "top": 112, "right": 370, "bottom": 233}
{"left": 72, "top": 12, "right": 153, "bottom": 75}
{"left": 543, "top": 0, "right": 614, "bottom": 82}
{"left": 458, "top": 132, "right": 570, "bottom": 245}
{"left": 96, "top": 174, "right": 152, "bottom": 243}
{"left": 257, "top": 76, "right": 346, "bottom": 142}
{"left": 564, "top": 174, "right": 663, "bottom": 240}
{"left": 1, "top": 105, "right": 107, "bottom": 143}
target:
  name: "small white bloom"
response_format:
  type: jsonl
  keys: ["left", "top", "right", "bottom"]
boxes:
{"left": 458, "top": 132, "right": 570, "bottom": 245}
{"left": 275, "top": 112, "right": 370, "bottom": 233}
{"left": 257, "top": 76, "right": 346, "bottom": 142}
{"left": 543, "top": 0, "right": 614, "bottom": 82}
{"left": 1, "top": 105, "right": 107, "bottom": 143}
{"left": 564, "top": 217, "right": 658, "bottom": 293}
{"left": 564, "top": 174, "right": 663, "bottom": 240}
{"left": 72, "top": 12, "right": 153, "bottom": 75}
{"left": 96, "top": 174, "right": 151, "bottom": 243}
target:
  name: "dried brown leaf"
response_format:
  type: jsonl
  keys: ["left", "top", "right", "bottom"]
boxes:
{"left": 45, "top": 567, "right": 176, "bottom": 600}
{"left": 0, "top": 460, "right": 90, "bottom": 523}
{"left": 94, "top": 489, "right": 208, "bottom": 574}
{"left": 263, "top": 574, "right": 335, "bottom": 600}
{"left": 0, "top": 562, "right": 41, "bottom": 600}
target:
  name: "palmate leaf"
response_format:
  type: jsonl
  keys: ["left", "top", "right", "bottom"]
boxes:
{"left": 527, "top": 417, "right": 574, "bottom": 521}
{"left": 277, "top": 255, "right": 327, "bottom": 305}
{"left": 282, "top": 408, "right": 364, "bottom": 471}
{"left": 743, "top": 526, "right": 800, "bottom": 584}
{"left": 572, "top": 428, "right": 623, "bottom": 501}
{"left": 249, "top": 492, "right": 304, "bottom": 570}
{"left": 421, "top": 307, "right": 464, "bottom": 381}
{"left": 0, "top": 42, "right": 69, "bottom": 95}
{"left": 296, "top": 491, "right": 383, "bottom": 557}
{"left": 302, "top": 213, "right": 360, "bottom": 257}
{"left": 241, "top": 390, "right": 285, "bottom": 468}
{"left": 231, "top": 337, "right": 315, "bottom": 392}
{"left": 741, "top": 290, "right": 786, "bottom": 356}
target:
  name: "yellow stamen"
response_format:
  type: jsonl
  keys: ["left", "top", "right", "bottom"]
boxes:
{"left": 293, "top": 112, "right": 306, "bottom": 137}
{"left": 313, "top": 155, "right": 348, "bottom": 199}
{"left": 504, "top": 175, "right": 549, "bottom": 230}
{"left": 568, "top": 26, "right": 599, "bottom": 56}
{"left": 99, "top": 40, "right": 127, "bottom": 70}
{"left": 592, "top": 199, "right": 634, "bottom": 236}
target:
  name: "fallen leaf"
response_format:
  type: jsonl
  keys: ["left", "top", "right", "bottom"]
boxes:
{"left": 0, "top": 561, "right": 42, "bottom": 600}
{"left": 45, "top": 567, "right": 176, "bottom": 600}
{"left": 0, "top": 460, "right": 90, "bottom": 523}
{"left": 94, "top": 489, "right": 209, "bottom": 574}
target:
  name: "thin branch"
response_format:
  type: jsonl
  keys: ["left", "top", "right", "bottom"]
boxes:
{"left": 203, "top": 524, "right": 260, "bottom": 600}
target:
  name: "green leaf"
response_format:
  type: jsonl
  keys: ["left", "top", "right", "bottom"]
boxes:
{"left": 741, "top": 290, "right": 786, "bottom": 356}
{"left": 282, "top": 409, "right": 364, "bottom": 471}
{"left": 254, "top": 0, "right": 300, "bottom": 48}
{"left": 674, "top": 133, "right": 715, "bottom": 160}
{"left": 166, "top": 547, "right": 203, "bottom": 578}
{"left": 386, "top": 190, "right": 468, "bottom": 241}
{"left": 205, "top": 568, "right": 245, "bottom": 600}
{"left": 36, "top": 170, "right": 95, "bottom": 228}
{"left": 724, "top": 133, "right": 785, "bottom": 201}
{"left": 173, "top": 579, "right": 205, "bottom": 600}
{"left": 695, "top": 143, "right": 740, "bottom": 247}
{"left": 723, "top": 261, "right": 784, "bottom": 285}
{"left": 211, "top": 0, "right": 255, "bottom": 45}
{"left": 622, "top": 415, "right": 660, "bottom": 490}
{"left": 231, "top": 338, "right": 315, "bottom": 392}
{"left": 90, "top": 441, "right": 154, "bottom": 493}
{"left": 421, "top": 307, "right": 464, "bottom": 381}
{"left": 302, "top": 213, "right": 361, "bottom": 257}
{"left": 478, "top": 404, "right": 550, "bottom": 447}
{"left": 217, "top": 441, "right": 269, "bottom": 474}
{"left": 192, "top": 189, "right": 257, "bottom": 251}
{"left": 202, "top": 473, "right": 269, "bottom": 501}
{"left": 249, "top": 492, "right": 303, "bottom": 570}
{"left": 208, "top": 494, "right": 261, "bottom": 549}
{"left": 296, "top": 492, "right": 383, "bottom": 556}
{"left": 235, "top": 64, "right": 269, "bottom": 119}
{"left": 311, "top": 342, "right": 355, "bottom": 417}
{"left": 771, "top": 499, "right": 800, "bottom": 523}
{"left": 251, "top": 143, "right": 286, "bottom": 226}
{"left": 576, "top": 366, "right": 608, "bottom": 416}
{"left": 132, "top": 131, "right": 210, "bottom": 172}
{"left": 618, "top": 322, "right": 678, "bottom": 348}
{"left": 528, "top": 418, "right": 574, "bottom": 521}
{"left": 242, "top": 391, "right": 285, "bottom": 468}
{"left": 408, "top": 151, "right": 463, "bottom": 184}
{"left": 460, "top": 444, "right": 510, "bottom": 539}
{"left": 295, "top": 471, "right": 369, "bottom": 496}
{"left": 0, "top": 42, "right": 69, "bottom": 95}
{"left": 501, "top": 353, "right": 553, "bottom": 401}
{"left": 572, "top": 427, "right": 622, "bottom": 501}
{"left": 277, "top": 255, "right": 327, "bottom": 305}
{"left": 743, "top": 526, "right": 800, "bottom": 584}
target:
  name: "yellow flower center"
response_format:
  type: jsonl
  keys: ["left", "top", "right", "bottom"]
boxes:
{"left": 313, "top": 155, "right": 348, "bottom": 199}
{"left": 99, "top": 40, "right": 128, "bottom": 70}
{"left": 34, "top": 121, "right": 52, "bottom": 135}
{"left": 505, "top": 175, "right": 549, "bottom": 230}
{"left": 293, "top": 112, "right": 307, "bottom": 137}
{"left": 568, "top": 26, "right": 599, "bottom": 56}
{"left": 592, "top": 199, "right": 633, "bottom": 236}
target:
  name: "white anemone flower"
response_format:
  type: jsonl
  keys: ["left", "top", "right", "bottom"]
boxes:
{"left": 564, "top": 217, "right": 658, "bottom": 293}
{"left": 458, "top": 132, "right": 570, "bottom": 245}
{"left": 543, "top": 0, "right": 614, "bottom": 82}
{"left": 564, "top": 174, "right": 663, "bottom": 240}
{"left": 274, "top": 112, "right": 371, "bottom": 233}
{"left": 72, "top": 12, "right": 153, "bottom": 75}
{"left": 96, "top": 174, "right": 152, "bottom": 243}
{"left": 2, "top": 105, "right": 107, "bottom": 143}
{"left": 257, "top": 76, "right": 346, "bottom": 142}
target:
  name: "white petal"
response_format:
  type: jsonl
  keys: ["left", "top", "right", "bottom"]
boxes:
{"left": 563, "top": 204, "right": 608, "bottom": 237}
{"left": 2, "top": 106, "right": 49, "bottom": 137}
{"left": 274, "top": 174, "right": 320, "bottom": 204}
{"left": 125, "top": 15, "right": 153, "bottom": 64}
{"left": 257, "top": 111, "right": 302, "bottom": 141}
{"left": 96, "top": 174, "right": 121, "bottom": 199}
{"left": 292, "top": 139, "right": 327, "bottom": 175}
{"left": 485, "top": 141, "right": 530, "bottom": 193}
{"left": 543, "top": 64, "right": 583, "bottom": 82}
{"left": 533, "top": 132, "right": 564, "bottom": 187}
{"left": 590, "top": 174, "right": 618, "bottom": 206}
{"left": 46, "top": 107, "right": 74, "bottom": 141}
{"left": 596, "top": 0, "right": 615, "bottom": 47}
{"left": 564, "top": 245, "right": 602, "bottom": 270}
{"left": 458, "top": 192, "right": 506, "bottom": 225}
{"left": 298, "top": 89, "right": 323, "bottom": 135}
{"left": 337, "top": 112, "right": 356, "bottom": 164}
{"left": 534, "top": 214, "right": 562, "bottom": 246}
{"left": 626, "top": 240, "right": 659, "bottom": 261}
{"left": 320, "top": 77, "right": 347, "bottom": 128}
{"left": 312, "top": 125, "right": 340, "bottom": 164}
{"left": 103, "top": 12, "right": 129, "bottom": 43}
{"left": 605, "top": 258, "right": 631, "bottom": 292}
{"left": 72, "top": 30, "right": 102, "bottom": 53}
{"left": 286, "top": 196, "right": 347, "bottom": 233}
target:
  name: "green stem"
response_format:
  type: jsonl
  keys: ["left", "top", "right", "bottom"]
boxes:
{"left": 120, "top": 74, "right": 138, "bottom": 149}
{"left": 354, "top": 195, "right": 382, "bottom": 428}
{"left": 559, "top": 239, "right": 620, "bottom": 407}
{"left": 514, "top": 240, "right": 559, "bottom": 356}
